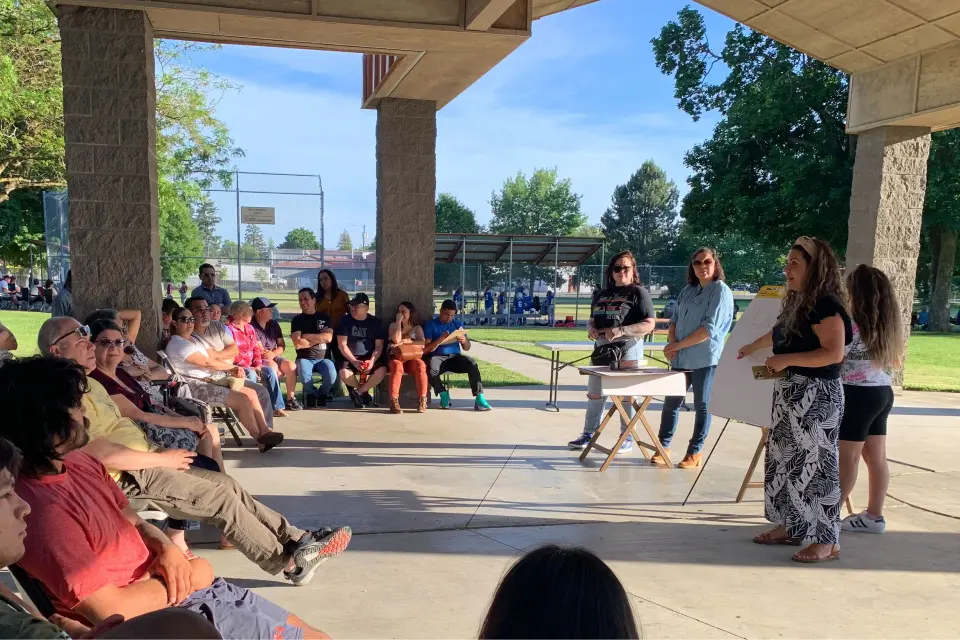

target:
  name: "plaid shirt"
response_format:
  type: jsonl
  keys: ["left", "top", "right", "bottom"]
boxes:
{"left": 226, "top": 320, "right": 263, "bottom": 369}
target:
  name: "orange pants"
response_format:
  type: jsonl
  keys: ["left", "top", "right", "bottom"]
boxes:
{"left": 389, "top": 358, "right": 429, "bottom": 398}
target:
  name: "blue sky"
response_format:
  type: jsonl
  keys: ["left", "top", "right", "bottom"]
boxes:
{"left": 187, "top": 0, "right": 736, "bottom": 248}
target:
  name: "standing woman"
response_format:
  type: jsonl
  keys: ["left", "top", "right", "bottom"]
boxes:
{"left": 839, "top": 264, "right": 902, "bottom": 534}
{"left": 386, "top": 301, "right": 429, "bottom": 414}
{"left": 657, "top": 247, "right": 734, "bottom": 468}
{"left": 567, "top": 250, "right": 656, "bottom": 453}
{"left": 317, "top": 269, "right": 351, "bottom": 330}
{"left": 738, "top": 236, "right": 851, "bottom": 563}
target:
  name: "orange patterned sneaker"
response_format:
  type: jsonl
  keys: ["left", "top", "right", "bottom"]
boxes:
{"left": 678, "top": 453, "right": 702, "bottom": 469}
{"left": 650, "top": 448, "right": 671, "bottom": 465}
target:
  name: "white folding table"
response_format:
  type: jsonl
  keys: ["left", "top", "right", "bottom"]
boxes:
{"left": 535, "top": 341, "right": 596, "bottom": 411}
{"left": 576, "top": 366, "right": 688, "bottom": 471}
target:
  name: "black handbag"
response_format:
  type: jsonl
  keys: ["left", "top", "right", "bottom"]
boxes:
{"left": 590, "top": 342, "right": 624, "bottom": 367}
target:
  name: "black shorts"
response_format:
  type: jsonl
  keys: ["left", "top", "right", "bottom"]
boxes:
{"left": 839, "top": 384, "right": 894, "bottom": 442}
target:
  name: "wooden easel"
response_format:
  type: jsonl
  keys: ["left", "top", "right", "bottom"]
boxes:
{"left": 580, "top": 396, "right": 672, "bottom": 471}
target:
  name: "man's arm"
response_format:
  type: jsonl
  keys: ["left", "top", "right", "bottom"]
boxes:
{"left": 369, "top": 338, "right": 384, "bottom": 363}
{"left": 81, "top": 437, "right": 195, "bottom": 472}
{"left": 337, "top": 334, "right": 360, "bottom": 367}
{"left": 212, "top": 342, "right": 239, "bottom": 361}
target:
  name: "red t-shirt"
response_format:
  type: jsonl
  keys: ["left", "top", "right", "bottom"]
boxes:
{"left": 15, "top": 451, "right": 153, "bottom": 615}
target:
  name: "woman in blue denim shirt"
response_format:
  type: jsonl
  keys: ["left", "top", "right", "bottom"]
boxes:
{"left": 655, "top": 248, "right": 734, "bottom": 468}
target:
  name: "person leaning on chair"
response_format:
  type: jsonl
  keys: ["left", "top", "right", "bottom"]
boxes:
{"left": 422, "top": 300, "right": 491, "bottom": 411}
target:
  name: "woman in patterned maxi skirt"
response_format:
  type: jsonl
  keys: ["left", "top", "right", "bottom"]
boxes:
{"left": 738, "top": 236, "right": 851, "bottom": 563}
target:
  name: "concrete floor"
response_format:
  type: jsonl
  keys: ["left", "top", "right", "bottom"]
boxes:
{"left": 197, "top": 345, "right": 960, "bottom": 639}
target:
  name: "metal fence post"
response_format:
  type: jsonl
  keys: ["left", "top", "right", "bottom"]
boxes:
{"left": 319, "top": 175, "right": 325, "bottom": 268}
{"left": 235, "top": 169, "right": 242, "bottom": 299}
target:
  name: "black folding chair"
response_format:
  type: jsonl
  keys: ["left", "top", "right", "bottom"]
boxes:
{"left": 9, "top": 565, "right": 55, "bottom": 618}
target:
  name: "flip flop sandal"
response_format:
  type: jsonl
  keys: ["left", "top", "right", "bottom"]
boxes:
{"left": 219, "top": 541, "right": 236, "bottom": 550}
{"left": 792, "top": 547, "right": 840, "bottom": 564}
{"left": 753, "top": 531, "right": 802, "bottom": 546}
{"left": 257, "top": 431, "right": 284, "bottom": 453}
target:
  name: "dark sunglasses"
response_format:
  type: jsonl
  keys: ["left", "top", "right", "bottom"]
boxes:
{"left": 693, "top": 258, "right": 715, "bottom": 267}
{"left": 611, "top": 264, "right": 632, "bottom": 273}
{"left": 95, "top": 339, "right": 128, "bottom": 349}
{"left": 177, "top": 317, "right": 197, "bottom": 324}
{"left": 53, "top": 324, "right": 91, "bottom": 346}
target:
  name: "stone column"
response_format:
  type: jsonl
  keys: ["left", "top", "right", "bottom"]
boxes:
{"left": 375, "top": 98, "right": 437, "bottom": 317}
{"left": 60, "top": 7, "right": 161, "bottom": 354}
{"left": 846, "top": 126, "right": 930, "bottom": 387}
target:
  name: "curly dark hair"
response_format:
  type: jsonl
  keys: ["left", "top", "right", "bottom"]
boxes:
{"left": 0, "top": 438, "right": 22, "bottom": 480}
{"left": 686, "top": 247, "right": 726, "bottom": 286}
{"left": 603, "top": 250, "right": 642, "bottom": 289}
{"left": 778, "top": 237, "right": 846, "bottom": 341}
{"left": 0, "top": 356, "right": 90, "bottom": 477}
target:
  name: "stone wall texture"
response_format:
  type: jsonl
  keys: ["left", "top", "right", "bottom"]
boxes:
{"left": 60, "top": 7, "right": 161, "bottom": 355}
{"left": 375, "top": 98, "right": 437, "bottom": 319}
{"left": 846, "top": 126, "right": 930, "bottom": 388}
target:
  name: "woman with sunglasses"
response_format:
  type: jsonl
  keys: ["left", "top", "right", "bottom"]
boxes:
{"left": 567, "top": 250, "right": 656, "bottom": 452}
{"left": 165, "top": 307, "right": 284, "bottom": 452}
{"left": 655, "top": 247, "right": 734, "bottom": 468}
{"left": 738, "top": 236, "right": 851, "bottom": 563}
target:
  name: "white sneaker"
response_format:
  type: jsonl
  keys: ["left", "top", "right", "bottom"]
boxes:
{"left": 841, "top": 511, "right": 886, "bottom": 534}
{"left": 618, "top": 436, "right": 633, "bottom": 454}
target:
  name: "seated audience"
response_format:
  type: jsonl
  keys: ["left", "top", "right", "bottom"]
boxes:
{"left": 290, "top": 288, "right": 337, "bottom": 408}
{"left": 165, "top": 308, "right": 281, "bottom": 451}
{"left": 185, "top": 296, "right": 275, "bottom": 431}
{"left": 28, "top": 279, "right": 42, "bottom": 302}
{"left": 386, "top": 301, "right": 428, "bottom": 414}
{"left": 479, "top": 545, "right": 639, "bottom": 639}
{"left": 0, "top": 366, "right": 335, "bottom": 639}
{"left": 226, "top": 300, "right": 286, "bottom": 418}
{"left": 160, "top": 298, "right": 180, "bottom": 350}
{"left": 423, "top": 300, "right": 491, "bottom": 411}
{"left": 252, "top": 296, "right": 301, "bottom": 410}
{"left": 335, "top": 293, "right": 386, "bottom": 408}
{"left": 50, "top": 270, "right": 72, "bottom": 318}
{"left": 43, "top": 279, "right": 56, "bottom": 304}
{"left": 11, "top": 347, "right": 351, "bottom": 588}
{"left": 191, "top": 263, "right": 232, "bottom": 308}
{"left": 0, "top": 437, "right": 222, "bottom": 639}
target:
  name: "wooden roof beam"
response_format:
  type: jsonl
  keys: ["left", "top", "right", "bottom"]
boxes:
{"left": 465, "top": 0, "right": 519, "bottom": 30}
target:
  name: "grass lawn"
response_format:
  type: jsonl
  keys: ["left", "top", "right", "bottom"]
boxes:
{"left": 0, "top": 311, "right": 538, "bottom": 389}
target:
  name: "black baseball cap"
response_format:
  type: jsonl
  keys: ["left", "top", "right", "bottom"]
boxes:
{"left": 251, "top": 296, "right": 277, "bottom": 311}
{"left": 350, "top": 292, "right": 370, "bottom": 306}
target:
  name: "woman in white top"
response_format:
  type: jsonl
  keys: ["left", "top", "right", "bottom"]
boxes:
{"left": 165, "top": 307, "right": 284, "bottom": 452}
{"left": 838, "top": 265, "right": 903, "bottom": 534}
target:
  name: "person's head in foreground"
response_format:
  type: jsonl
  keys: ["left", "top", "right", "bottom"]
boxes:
{"left": 0, "top": 437, "right": 30, "bottom": 569}
{"left": 38, "top": 317, "right": 95, "bottom": 373}
{"left": 605, "top": 250, "right": 640, "bottom": 289}
{"left": 172, "top": 307, "right": 197, "bottom": 339}
{"left": 396, "top": 301, "right": 421, "bottom": 326}
{"left": 779, "top": 235, "right": 844, "bottom": 339}
{"left": 90, "top": 321, "right": 128, "bottom": 373}
{"left": 438, "top": 299, "right": 457, "bottom": 323}
{"left": 687, "top": 247, "right": 725, "bottom": 287}
{"left": 298, "top": 287, "right": 317, "bottom": 314}
{"left": 350, "top": 292, "right": 370, "bottom": 321}
{"left": 479, "top": 545, "right": 639, "bottom": 639}
{"left": 846, "top": 263, "right": 903, "bottom": 369}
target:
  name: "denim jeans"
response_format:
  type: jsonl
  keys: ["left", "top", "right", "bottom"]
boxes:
{"left": 583, "top": 341, "right": 643, "bottom": 435}
{"left": 297, "top": 358, "right": 336, "bottom": 397}
{"left": 245, "top": 366, "right": 284, "bottom": 411}
{"left": 658, "top": 365, "right": 717, "bottom": 455}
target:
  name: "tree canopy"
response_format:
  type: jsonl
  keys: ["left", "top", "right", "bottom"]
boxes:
{"left": 600, "top": 160, "right": 679, "bottom": 265}
{"left": 243, "top": 224, "right": 268, "bottom": 258}
{"left": 337, "top": 230, "right": 353, "bottom": 251}
{"left": 279, "top": 227, "right": 320, "bottom": 250}
{"left": 436, "top": 193, "right": 480, "bottom": 234}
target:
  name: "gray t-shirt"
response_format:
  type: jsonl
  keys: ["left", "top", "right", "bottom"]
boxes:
{"left": 192, "top": 321, "right": 235, "bottom": 354}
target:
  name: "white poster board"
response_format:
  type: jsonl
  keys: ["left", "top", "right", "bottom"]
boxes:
{"left": 710, "top": 286, "right": 785, "bottom": 428}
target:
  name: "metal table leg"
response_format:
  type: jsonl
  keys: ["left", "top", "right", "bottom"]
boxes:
{"left": 545, "top": 349, "right": 560, "bottom": 412}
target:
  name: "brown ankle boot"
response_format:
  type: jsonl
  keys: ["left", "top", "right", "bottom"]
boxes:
{"left": 678, "top": 453, "right": 702, "bottom": 468}
{"left": 389, "top": 397, "right": 402, "bottom": 414}
{"left": 650, "top": 448, "right": 671, "bottom": 465}
{"left": 417, "top": 396, "right": 427, "bottom": 413}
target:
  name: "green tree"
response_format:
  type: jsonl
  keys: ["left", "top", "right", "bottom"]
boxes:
{"left": 600, "top": 161, "right": 679, "bottom": 265}
{"left": 652, "top": 7, "right": 852, "bottom": 253}
{"left": 243, "top": 224, "right": 267, "bottom": 258}
{"left": 279, "top": 227, "right": 320, "bottom": 250}
{"left": 0, "top": 0, "right": 64, "bottom": 203}
{"left": 570, "top": 223, "right": 604, "bottom": 238}
{"left": 253, "top": 267, "right": 268, "bottom": 284}
{"left": 192, "top": 196, "right": 221, "bottom": 256}
{"left": 0, "top": 187, "right": 43, "bottom": 266}
{"left": 436, "top": 193, "right": 479, "bottom": 233}
{"left": 337, "top": 230, "right": 352, "bottom": 251}
{"left": 923, "top": 130, "right": 960, "bottom": 331}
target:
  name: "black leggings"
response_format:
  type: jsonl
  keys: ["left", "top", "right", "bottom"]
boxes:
{"left": 168, "top": 453, "right": 221, "bottom": 531}
{"left": 428, "top": 354, "right": 483, "bottom": 396}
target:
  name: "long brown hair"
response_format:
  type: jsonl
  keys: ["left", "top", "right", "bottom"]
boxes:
{"left": 686, "top": 247, "right": 726, "bottom": 286}
{"left": 777, "top": 237, "right": 846, "bottom": 340}
{"left": 846, "top": 264, "right": 902, "bottom": 369}
{"left": 603, "top": 250, "right": 641, "bottom": 289}
{"left": 397, "top": 301, "right": 421, "bottom": 327}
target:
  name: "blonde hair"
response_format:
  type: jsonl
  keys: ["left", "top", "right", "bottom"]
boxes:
{"left": 846, "top": 264, "right": 903, "bottom": 369}
{"left": 778, "top": 237, "right": 846, "bottom": 341}
{"left": 228, "top": 300, "right": 252, "bottom": 320}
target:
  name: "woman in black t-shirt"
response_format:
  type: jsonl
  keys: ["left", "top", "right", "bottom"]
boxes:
{"left": 567, "top": 250, "right": 656, "bottom": 452}
{"left": 738, "top": 236, "right": 851, "bottom": 563}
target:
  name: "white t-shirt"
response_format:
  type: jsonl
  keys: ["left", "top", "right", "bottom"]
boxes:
{"left": 165, "top": 335, "right": 214, "bottom": 379}
{"left": 192, "top": 321, "right": 235, "bottom": 354}
{"left": 841, "top": 323, "right": 893, "bottom": 387}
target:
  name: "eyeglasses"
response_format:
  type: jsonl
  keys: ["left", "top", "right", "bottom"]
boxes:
{"left": 52, "top": 324, "right": 90, "bottom": 346}
{"left": 611, "top": 264, "right": 632, "bottom": 273}
{"left": 693, "top": 258, "right": 715, "bottom": 267}
{"left": 94, "top": 339, "right": 128, "bottom": 350}
{"left": 177, "top": 317, "right": 196, "bottom": 324}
